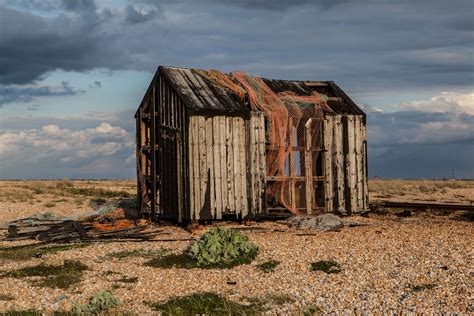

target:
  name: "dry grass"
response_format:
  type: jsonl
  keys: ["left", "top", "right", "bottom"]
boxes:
{"left": 0, "top": 180, "right": 136, "bottom": 224}
{"left": 369, "top": 179, "right": 474, "bottom": 204}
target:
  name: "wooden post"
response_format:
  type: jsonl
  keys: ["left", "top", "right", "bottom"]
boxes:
{"left": 304, "top": 118, "right": 313, "bottom": 215}
{"left": 176, "top": 131, "right": 182, "bottom": 222}
{"left": 150, "top": 85, "right": 157, "bottom": 220}
{"left": 289, "top": 118, "right": 296, "bottom": 212}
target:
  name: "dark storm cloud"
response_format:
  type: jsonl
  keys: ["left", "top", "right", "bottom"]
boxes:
{"left": 0, "top": 4, "right": 129, "bottom": 84}
{"left": 0, "top": 81, "right": 84, "bottom": 106}
{"left": 61, "top": 0, "right": 96, "bottom": 11}
{"left": 367, "top": 110, "right": 474, "bottom": 179}
{"left": 1, "top": 0, "right": 473, "bottom": 93}
{"left": 124, "top": 4, "right": 157, "bottom": 24}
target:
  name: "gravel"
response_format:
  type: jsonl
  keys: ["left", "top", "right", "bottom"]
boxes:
{"left": 0, "top": 214, "right": 472, "bottom": 314}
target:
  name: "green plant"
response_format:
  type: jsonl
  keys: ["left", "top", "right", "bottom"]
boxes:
{"left": 190, "top": 227, "right": 259, "bottom": 266}
{"left": 146, "top": 293, "right": 260, "bottom": 315}
{"left": 310, "top": 260, "right": 341, "bottom": 274}
{"left": 71, "top": 291, "right": 121, "bottom": 314}
{"left": 256, "top": 260, "right": 280, "bottom": 273}
{"left": 3, "top": 260, "right": 88, "bottom": 289}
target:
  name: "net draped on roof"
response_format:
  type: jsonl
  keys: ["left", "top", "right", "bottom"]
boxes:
{"left": 198, "top": 70, "right": 333, "bottom": 214}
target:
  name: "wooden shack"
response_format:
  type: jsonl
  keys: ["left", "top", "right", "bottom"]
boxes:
{"left": 134, "top": 66, "right": 368, "bottom": 222}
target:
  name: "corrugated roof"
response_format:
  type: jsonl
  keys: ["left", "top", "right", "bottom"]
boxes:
{"left": 153, "top": 66, "right": 364, "bottom": 116}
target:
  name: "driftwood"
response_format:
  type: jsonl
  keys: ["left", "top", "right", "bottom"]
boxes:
{"left": 4, "top": 218, "right": 164, "bottom": 243}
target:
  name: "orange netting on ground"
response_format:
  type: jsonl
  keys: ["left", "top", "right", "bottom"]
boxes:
{"left": 200, "top": 70, "right": 333, "bottom": 214}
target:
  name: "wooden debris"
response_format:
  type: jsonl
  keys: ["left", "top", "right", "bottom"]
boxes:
{"left": 3, "top": 218, "right": 163, "bottom": 243}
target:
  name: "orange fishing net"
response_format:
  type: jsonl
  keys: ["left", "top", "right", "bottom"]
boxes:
{"left": 200, "top": 70, "right": 332, "bottom": 214}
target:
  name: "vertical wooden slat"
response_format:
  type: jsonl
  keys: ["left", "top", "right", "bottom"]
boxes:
{"left": 219, "top": 116, "right": 227, "bottom": 214}
{"left": 233, "top": 118, "right": 242, "bottom": 215}
{"left": 323, "top": 117, "right": 334, "bottom": 212}
{"left": 150, "top": 86, "right": 157, "bottom": 220}
{"left": 248, "top": 113, "right": 257, "bottom": 215}
{"left": 212, "top": 117, "right": 222, "bottom": 219}
{"left": 226, "top": 117, "right": 235, "bottom": 213}
{"left": 348, "top": 116, "right": 357, "bottom": 211}
{"left": 192, "top": 117, "right": 201, "bottom": 220}
{"left": 334, "top": 115, "right": 345, "bottom": 212}
{"left": 206, "top": 117, "right": 215, "bottom": 219}
{"left": 354, "top": 116, "right": 363, "bottom": 210}
{"left": 362, "top": 120, "right": 369, "bottom": 210}
{"left": 304, "top": 118, "right": 313, "bottom": 215}
{"left": 239, "top": 118, "right": 247, "bottom": 218}
{"left": 258, "top": 113, "right": 266, "bottom": 214}
{"left": 188, "top": 117, "right": 195, "bottom": 220}
{"left": 198, "top": 116, "right": 207, "bottom": 217}
{"left": 177, "top": 131, "right": 183, "bottom": 222}
{"left": 289, "top": 118, "right": 296, "bottom": 212}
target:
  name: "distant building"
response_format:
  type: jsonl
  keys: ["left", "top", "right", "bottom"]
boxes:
{"left": 135, "top": 66, "right": 368, "bottom": 222}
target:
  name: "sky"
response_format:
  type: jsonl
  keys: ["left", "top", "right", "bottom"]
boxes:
{"left": 0, "top": 0, "right": 473, "bottom": 179}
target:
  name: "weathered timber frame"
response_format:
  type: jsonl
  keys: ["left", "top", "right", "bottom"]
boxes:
{"left": 135, "top": 66, "right": 368, "bottom": 222}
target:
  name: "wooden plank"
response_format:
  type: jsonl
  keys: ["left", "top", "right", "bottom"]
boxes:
{"left": 150, "top": 85, "right": 157, "bottom": 220}
{"left": 176, "top": 131, "right": 183, "bottom": 222}
{"left": 289, "top": 118, "right": 296, "bottom": 212}
{"left": 334, "top": 115, "right": 345, "bottom": 212}
{"left": 362, "top": 119, "right": 369, "bottom": 209}
{"left": 258, "top": 113, "right": 266, "bottom": 214}
{"left": 212, "top": 117, "right": 222, "bottom": 219}
{"left": 323, "top": 117, "right": 333, "bottom": 212}
{"left": 255, "top": 113, "right": 262, "bottom": 214}
{"left": 226, "top": 117, "right": 235, "bottom": 213}
{"left": 192, "top": 117, "right": 201, "bottom": 220}
{"left": 188, "top": 118, "right": 195, "bottom": 221}
{"left": 248, "top": 114, "right": 256, "bottom": 215}
{"left": 304, "top": 118, "right": 313, "bottom": 215}
{"left": 233, "top": 118, "right": 242, "bottom": 215}
{"left": 354, "top": 116, "right": 363, "bottom": 210}
{"left": 206, "top": 117, "right": 215, "bottom": 219}
{"left": 239, "top": 118, "right": 248, "bottom": 218}
{"left": 219, "top": 116, "right": 227, "bottom": 216}
{"left": 348, "top": 116, "right": 357, "bottom": 211}
{"left": 198, "top": 116, "right": 207, "bottom": 218}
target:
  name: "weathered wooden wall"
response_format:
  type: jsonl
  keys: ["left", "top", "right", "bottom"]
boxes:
{"left": 323, "top": 114, "right": 368, "bottom": 212}
{"left": 136, "top": 74, "right": 186, "bottom": 221}
{"left": 188, "top": 112, "right": 266, "bottom": 220}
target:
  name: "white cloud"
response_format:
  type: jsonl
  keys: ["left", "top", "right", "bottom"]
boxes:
{"left": 0, "top": 123, "right": 133, "bottom": 166}
{"left": 392, "top": 91, "right": 474, "bottom": 115}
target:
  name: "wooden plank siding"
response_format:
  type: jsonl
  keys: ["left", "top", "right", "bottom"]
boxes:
{"left": 135, "top": 67, "right": 369, "bottom": 221}
{"left": 187, "top": 113, "right": 266, "bottom": 220}
{"left": 322, "top": 114, "right": 368, "bottom": 213}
